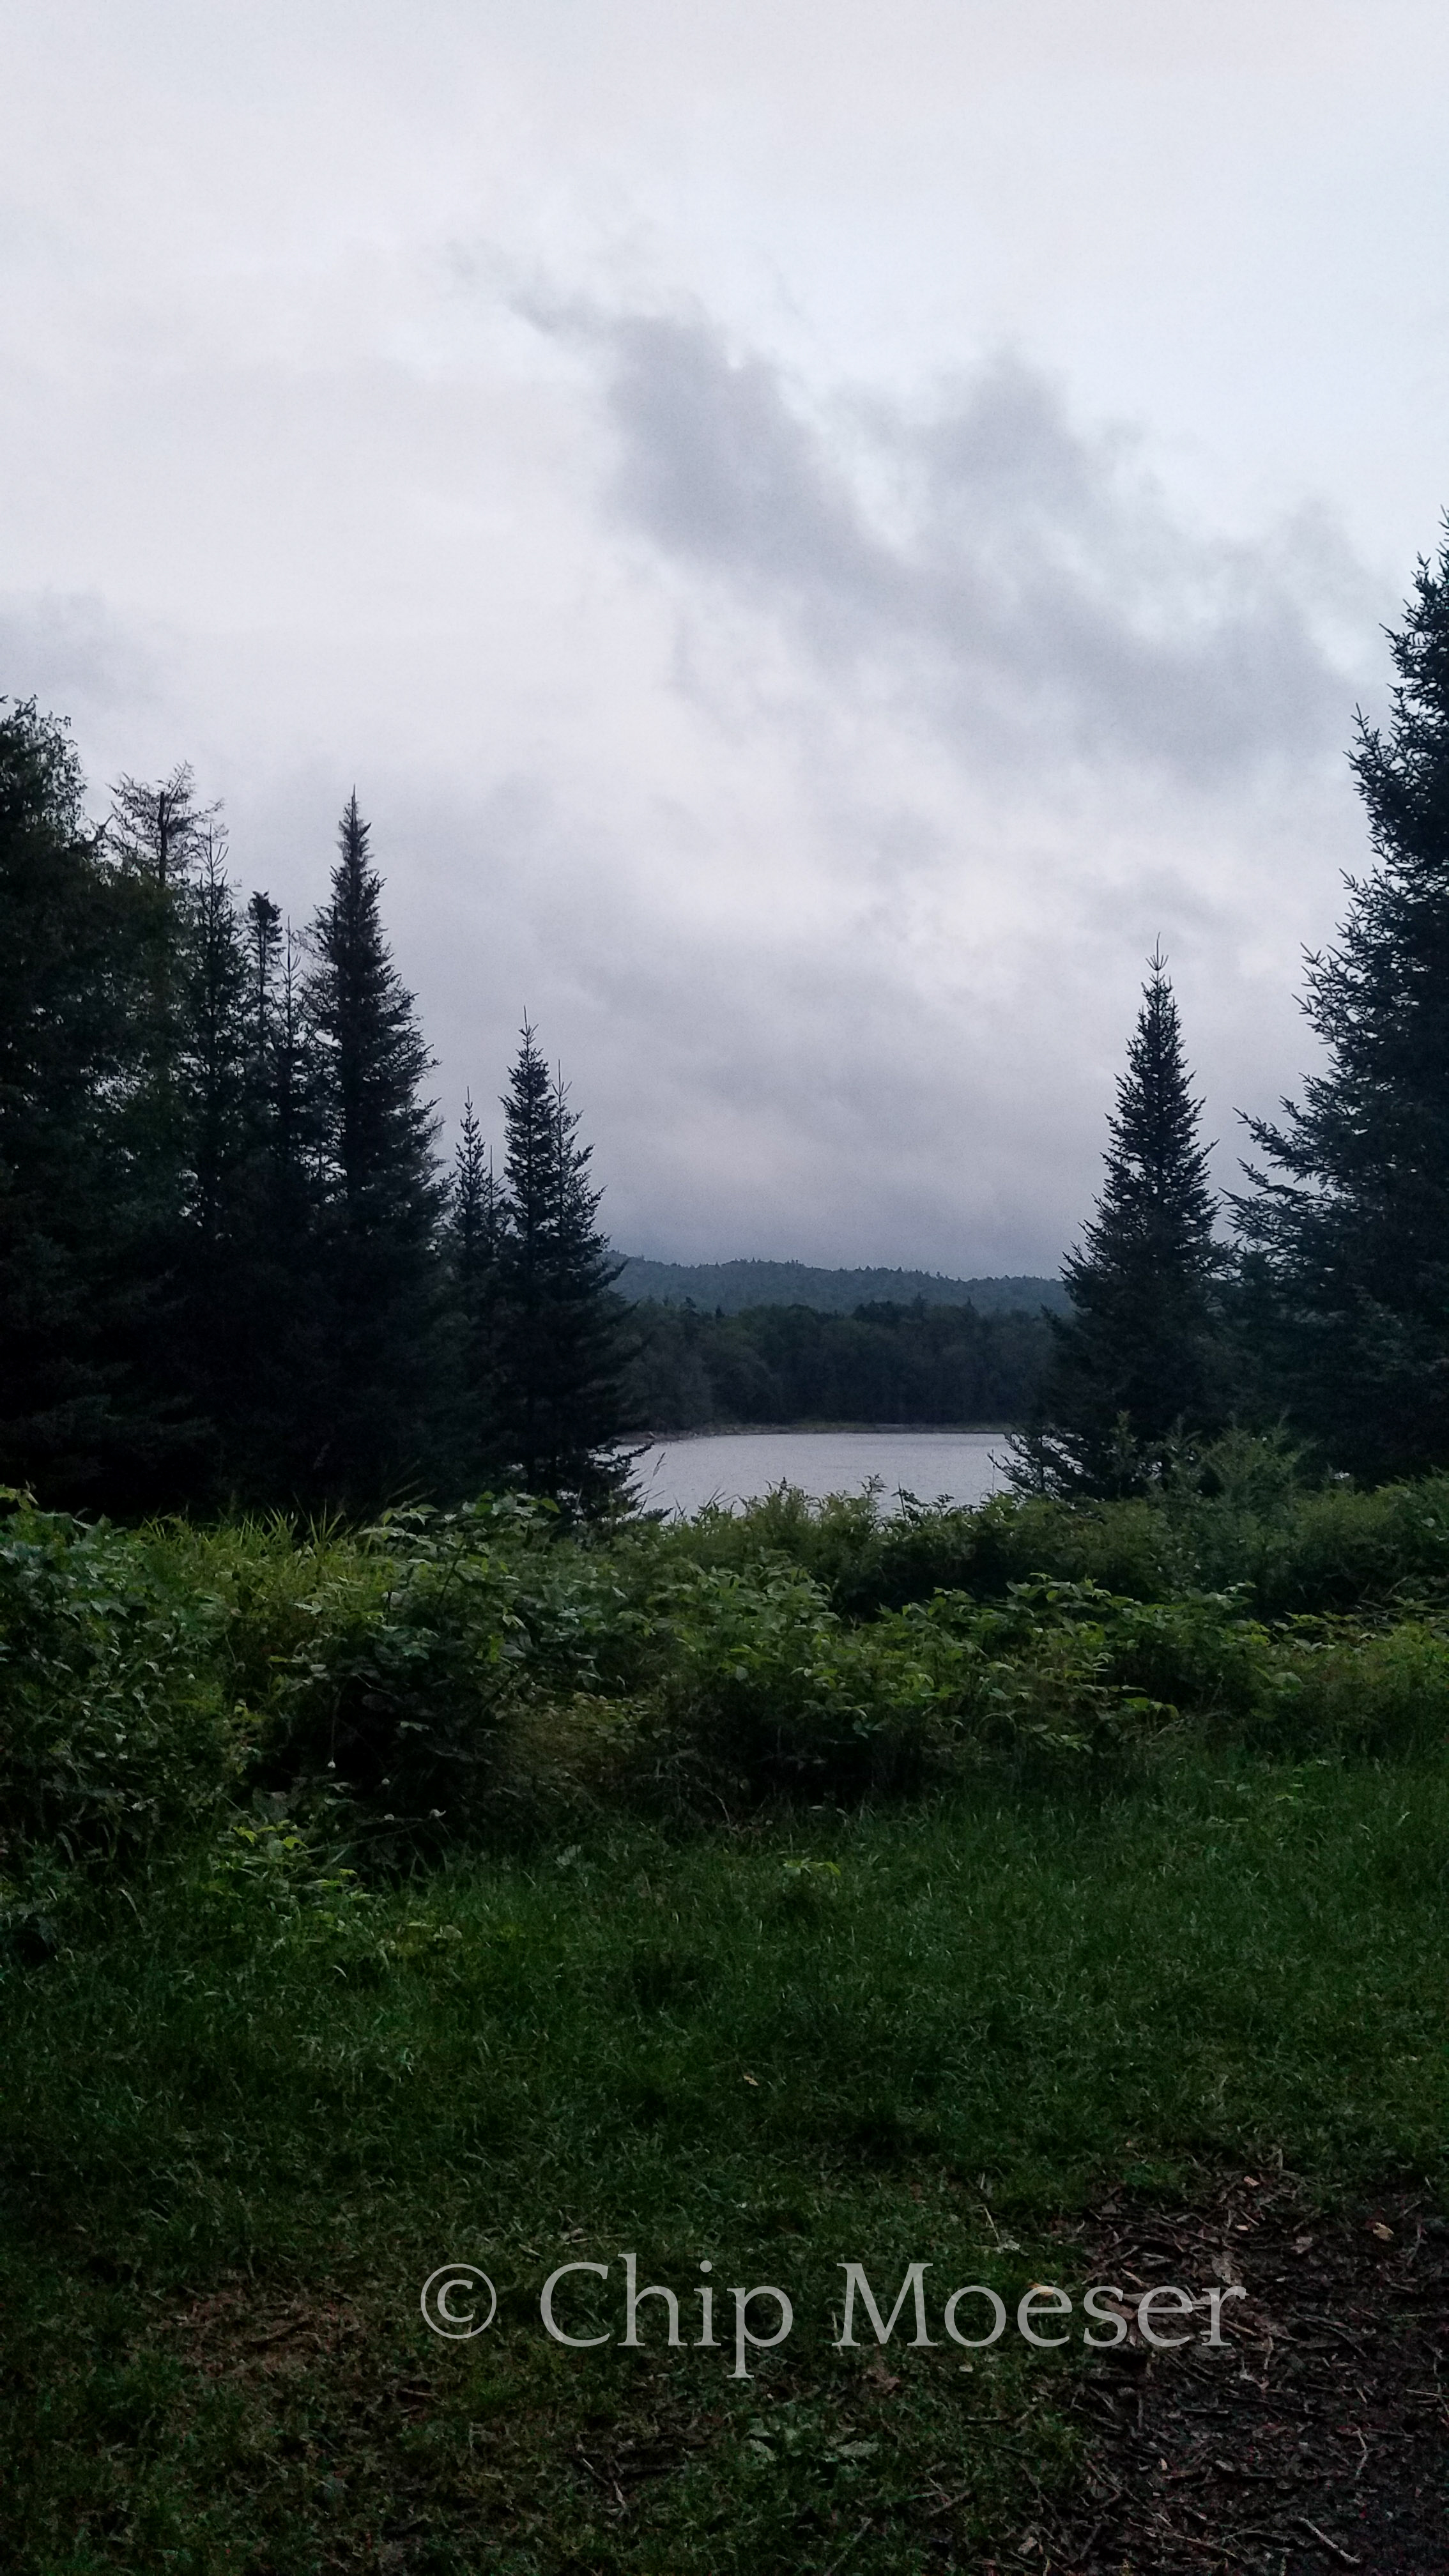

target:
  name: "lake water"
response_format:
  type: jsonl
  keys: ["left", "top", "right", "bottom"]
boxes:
{"left": 627, "top": 1428, "right": 1010, "bottom": 1519}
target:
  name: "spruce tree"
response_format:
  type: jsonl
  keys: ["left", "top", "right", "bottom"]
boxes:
{"left": 490, "top": 1023, "right": 632, "bottom": 1512}
{"left": 106, "top": 762, "right": 218, "bottom": 1198}
{"left": 302, "top": 794, "right": 443, "bottom": 1506}
{"left": 0, "top": 702, "right": 157, "bottom": 1498}
{"left": 207, "top": 894, "right": 330, "bottom": 1501}
{"left": 441, "top": 1092, "right": 502, "bottom": 1487}
{"left": 180, "top": 831, "right": 250, "bottom": 1262}
{"left": 1236, "top": 532, "right": 1449, "bottom": 1478}
{"left": 1023, "top": 950, "right": 1223, "bottom": 1494}
{"left": 91, "top": 762, "right": 228, "bottom": 1499}
{"left": 166, "top": 827, "right": 250, "bottom": 1488}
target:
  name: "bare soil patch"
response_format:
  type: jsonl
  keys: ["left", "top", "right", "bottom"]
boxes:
{"left": 1025, "top": 2173, "right": 1449, "bottom": 2574}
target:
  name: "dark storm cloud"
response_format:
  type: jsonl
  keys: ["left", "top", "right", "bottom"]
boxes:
{"left": 598, "top": 316, "right": 1352, "bottom": 783}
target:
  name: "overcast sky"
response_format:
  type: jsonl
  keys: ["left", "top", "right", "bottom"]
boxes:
{"left": 5, "top": 2, "right": 1449, "bottom": 1271}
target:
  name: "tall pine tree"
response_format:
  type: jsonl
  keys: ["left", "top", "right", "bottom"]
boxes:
{"left": 441, "top": 1092, "right": 502, "bottom": 1489}
{"left": 1022, "top": 950, "right": 1223, "bottom": 1494}
{"left": 167, "top": 825, "right": 252, "bottom": 1489}
{"left": 302, "top": 794, "right": 443, "bottom": 1507}
{"left": 489, "top": 1023, "right": 632, "bottom": 1512}
{"left": 1236, "top": 531, "right": 1449, "bottom": 1479}
{"left": 0, "top": 703, "right": 160, "bottom": 1499}
{"left": 91, "top": 761, "right": 229, "bottom": 1501}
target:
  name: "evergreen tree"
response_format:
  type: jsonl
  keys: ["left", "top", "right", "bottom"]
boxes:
{"left": 243, "top": 893, "right": 283, "bottom": 1086}
{"left": 301, "top": 794, "right": 443, "bottom": 1506}
{"left": 205, "top": 893, "right": 330, "bottom": 1501}
{"left": 92, "top": 762, "right": 229, "bottom": 1499}
{"left": 109, "top": 762, "right": 216, "bottom": 891}
{"left": 164, "top": 832, "right": 328, "bottom": 1500}
{"left": 1022, "top": 950, "right": 1223, "bottom": 1494}
{"left": 442, "top": 1092, "right": 502, "bottom": 1487}
{"left": 1236, "top": 531, "right": 1449, "bottom": 1479}
{"left": 245, "top": 898, "right": 316, "bottom": 1203}
{"left": 179, "top": 829, "right": 250, "bottom": 1263}
{"left": 490, "top": 1023, "right": 632, "bottom": 1512}
{"left": 105, "top": 762, "right": 218, "bottom": 1197}
{"left": 0, "top": 702, "right": 157, "bottom": 1497}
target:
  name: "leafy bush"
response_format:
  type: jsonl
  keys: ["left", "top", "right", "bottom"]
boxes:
{"left": 12, "top": 1468, "right": 1449, "bottom": 1874}
{"left": 252, "top": 1498, "right": 632, "bottom": 1834}
{"left": 1268, "top": 1617, "right": 1449, "bottom": 1758}
{"left": 631, "top": 1567, "right": 1261, "bottom": 1801}
{"left": 650, "top": 1455, "right": 1449, "bottom": 1621}
{"left": 0, "top": 1491, "right": 238, "bottom": 1866}
{"left": 639, "top": 1560, "right": 947, "bottom": 1799}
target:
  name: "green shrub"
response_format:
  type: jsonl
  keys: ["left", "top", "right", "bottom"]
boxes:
{"left": 870, "top": 1579, "right": 1276, "bottom": 1766}
{"left": 13, "top": 1470, "right": 1449, "bottom": 1875}
{"left": 1268, "top": 1618, "right": 1449, "bottom": 1758}
{"left": 649, "top": 1462, "right": 1449, "bottom": 1622}
{"left": 0, "top": 1491, "right": 238, "bottom": 1866}
{"left": 640, "top": 1560, "right": 950, "bottom": 1800}
{"left": 249, "top": 1499, "right": 652, "bottom": 1839}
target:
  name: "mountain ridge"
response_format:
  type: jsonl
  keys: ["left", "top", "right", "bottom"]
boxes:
{"left": 617, "top": 1257, "right": 1069, "bottom": 1317}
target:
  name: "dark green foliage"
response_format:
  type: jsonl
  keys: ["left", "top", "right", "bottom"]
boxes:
{"left": 441, "top": 1091, "right": 502, "bottom": 1487}
{"left": 1029, "top": 951, "right": 1224, "bottom": 1494}
{"left": 0, "top": 704, "right": 170, "bottom": 1503}
{"left": 627, "top": 1294, "right": 1052, "bottom": 1428}
{"left": 104, "top": 762, "right": 218, "bottom": 1248}
{"left": 635, "top": 1439, "right": 1449, "bottom": 1625}
{"left": 12, "top": 1467, "right": 1449, "bottom": 1883}
{"left": 488, "top": 1022, "right": 632, "bottom": 1512}
{"left": 166, "top": 831, "right": 256, "bottom": 1478}
{"left": 0, "top": 1489, "right": 236, "bottom": 1868}
{"left": 1238, "top": 532, "right": 1449, "bottom": 1477}
{"left": 213, "top": 898, "right": 329, "bottom": 1499}
{"left": 256, "top": 1501, "right": 540, "bottom": 1835}
{"left": 249, "top": 1496, "right": 648, "bottom": 1838}
{"left": 298, "top": 795, "right": 444, "bottom": 1507}
{"left": 1, "top": 700, "right": 638, "bottom": 1518}
{"left": 642, "top": 1561, "right": 946, "bottom": 1799}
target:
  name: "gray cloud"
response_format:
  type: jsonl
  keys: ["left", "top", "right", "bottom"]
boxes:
{"left": 597, "top": 316, "right": 1360, "bottom": 783}
{"left": 0, "top": 590, "right": 161, "bottom": 731}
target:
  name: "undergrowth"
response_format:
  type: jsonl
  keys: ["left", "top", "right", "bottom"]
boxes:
{"left": 6, "top": 1453, "right": 1449, "bottom": 1889}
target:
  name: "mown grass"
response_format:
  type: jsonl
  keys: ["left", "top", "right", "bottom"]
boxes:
{"left": 3, "top": 1463, "right": 1449, "bottom": 2569}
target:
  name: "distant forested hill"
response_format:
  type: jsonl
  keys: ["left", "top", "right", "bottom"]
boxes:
{"left": 623, "top": 1299, "right": 1054, "bottom": 1431}
{"left": 617, "top": 1258, "right": 1068, "bottom": 1316}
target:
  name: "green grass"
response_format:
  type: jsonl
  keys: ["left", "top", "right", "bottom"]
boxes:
{"left": 5, "top": 1750, "right": 1447, "bottom": 2572}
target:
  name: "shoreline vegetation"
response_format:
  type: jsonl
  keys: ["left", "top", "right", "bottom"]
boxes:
{"left": 628, "top": 1419, "right": 1016, "bottom": 1438}
{"left": 623, "top": 1296, "right": 1054, "bottom": 1436}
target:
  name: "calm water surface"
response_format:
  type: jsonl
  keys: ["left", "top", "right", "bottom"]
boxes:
{"left": 629, "top": 1429, "right": 1009, "bottom": 1518}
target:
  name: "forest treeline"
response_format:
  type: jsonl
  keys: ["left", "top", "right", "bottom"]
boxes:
{"left": 626, "top": 1297, "right": 1052, "bottom": 1429}
{"left": 11, "top": 527, "right": 1449, "bottom": 1512}
{"left": 0, "top": 728, "right": 624, "bottom": 1517}
{"left": 616, "top": 1257, "right": 1069, "bottom": 1316}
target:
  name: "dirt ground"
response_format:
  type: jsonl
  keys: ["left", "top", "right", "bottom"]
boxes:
{"left": 1013, "top": 2173, "right": 1449, "bottom": 2575}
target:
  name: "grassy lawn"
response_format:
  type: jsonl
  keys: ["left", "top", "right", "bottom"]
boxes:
{"left": 5, "top": 1747, "right": 1447, "bottom": 2572}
